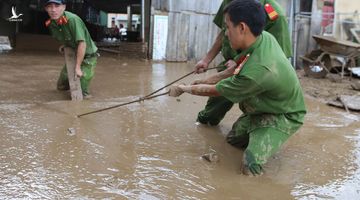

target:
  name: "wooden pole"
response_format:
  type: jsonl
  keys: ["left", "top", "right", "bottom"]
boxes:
{"left": 64, "top": 47, "right": 83, "bottom": 101}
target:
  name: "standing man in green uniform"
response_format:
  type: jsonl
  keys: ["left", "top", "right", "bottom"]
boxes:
{"left": 169, "top": 0, "right": 306, "bottom": 175}
{"left": 195, "top": 0, "right": 292, "bottom": 126}
{"left": 44, "top": 0, "right": 98, "bottom": 98}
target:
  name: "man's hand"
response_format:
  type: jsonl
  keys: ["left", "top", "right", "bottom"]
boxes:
{"left": 191, "top": 79, "right": 203, "bottom": 85}
{"left": 194, "top": 59, "right": 209, "bottom": 74}
{"left": 58, "top": 45, "right": 65, "bottom": 54}
{"left": 225, "top": 60, "right": 237, "bottom": 69}
{"left": 169, "top": 84, "right": 186, "bottom": 97}
{"left": 75, "top": 66, "right": 83, "bottom": 77}
{"left": 223, "top": 59, "right": 238, "bottom": 75}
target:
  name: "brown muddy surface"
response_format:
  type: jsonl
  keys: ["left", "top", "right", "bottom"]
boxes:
{"left": 0, "top": 51, "right": 360, "bottom": 199}
{"left": 298, "top": 70, "right": 360, "bottom": 104}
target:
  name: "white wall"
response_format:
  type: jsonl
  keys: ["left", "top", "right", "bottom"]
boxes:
{"left": 334, "top": 0, "right": 360, "bottom": 40}
{"left": 107, "top": 13, "right": 140, "bottom": 28}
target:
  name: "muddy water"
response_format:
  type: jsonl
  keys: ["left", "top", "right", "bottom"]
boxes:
{"left": 0, "top": 52, "right": 360, "bottom": 199}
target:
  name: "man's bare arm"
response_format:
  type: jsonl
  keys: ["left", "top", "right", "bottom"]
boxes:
{"left": 180, "top": 84, "right": 220, "bottom": 97}
{"left": 192, "top": 60, "right": 237, "bottom": 85}
{"left": 195, "top": 32, "right": 223, "bottom": 73}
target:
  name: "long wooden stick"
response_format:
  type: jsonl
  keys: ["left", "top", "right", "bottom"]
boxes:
{"left": 77, "top": 91, "right": 169, "bottom": 118}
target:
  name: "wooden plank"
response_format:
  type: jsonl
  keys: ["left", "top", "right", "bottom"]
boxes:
{"left": 177, "top": 13, "right": 189, "bottom": 61}
{"left": 166, "top": 12, "right": 178, "bottom": 61}
{"left": 210, "top": 0, "right": 222, "bottom": 14}
{"left": 195, "top": 0, "right": 210, "bottom": 14}
{"left": 166, "top": 0, "right": 221, "bottom": 14}
{"left": 153, "top": 0, "right": 223, "bottom": 62}
{"left": 187, "top": 14, "right": 197, "bottom": 60}
{"left": 64, "top": 47, "right": 83, "bottom": 101}
{"left": 153, "top": 0, "right": 169, "bottom": 12}
{"left": 194, "top": 14, "right": 210, "bottom": 61}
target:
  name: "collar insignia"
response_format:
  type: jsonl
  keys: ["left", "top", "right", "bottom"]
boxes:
{"left": 234, "top": 54, "right": 250, "bottom": 75}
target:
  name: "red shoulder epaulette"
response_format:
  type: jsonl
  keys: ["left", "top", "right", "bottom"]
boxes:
{"left": 45, "top": 19, "right": 51, "bottom": 27}
{"left": 264, "top": 3, "right": 278, "bottom": 21}
{"left": 234, "top": 54, "right": 250, "bottom": 75}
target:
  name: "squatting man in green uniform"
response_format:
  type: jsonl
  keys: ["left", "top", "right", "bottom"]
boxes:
{"left": 44, "top": 0, "right": 98, "bottom": 98}
{"left": 169, "top": 0, "right": 306, "bottom": 175}
{"left": 195, "top": 0, "right": 292, "bottom": 126}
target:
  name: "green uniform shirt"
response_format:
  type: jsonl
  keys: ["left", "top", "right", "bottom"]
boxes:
{"left": 213, "top": 0, "right": 292, "bottom": 58}
{"left": 213, "top": 0, "right": 237, "bottom": 60}
{"left": 48, "top": 11, "right": 97, "bottom": 55}
{"left": 216, "top": 31, "right": 306, "bottom": 133}
{"left": 260, "top": 0, "right": 292, "bottom": 57}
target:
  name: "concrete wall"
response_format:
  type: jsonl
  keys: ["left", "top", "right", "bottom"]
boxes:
{"left": 334, "top": 0, "right": 360, "bottom": 40}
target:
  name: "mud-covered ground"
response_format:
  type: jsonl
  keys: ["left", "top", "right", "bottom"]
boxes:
{"left": 298, "top": 69, "right": 360, "bottom": 105}
{"left": 0, "top": 51, "right": 360, "bottom": 199}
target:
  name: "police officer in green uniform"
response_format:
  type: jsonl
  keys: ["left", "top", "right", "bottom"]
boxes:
{"left": 44, "top": 0, "right": 98, "bottom": 98}
{"left": 169, "top": 0, "right": 306, "bottom": 175}
{"left": 195, "top": 0, "right": 292, "bottom": 126}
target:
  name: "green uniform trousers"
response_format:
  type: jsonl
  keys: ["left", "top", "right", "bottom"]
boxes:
{"left": 197, "top": 96, "right": 234, "bottom": 125}
{"left": 197, "top": 62, "right": 233, "bottom": 125}
{"left": 226, "top": 114, "right": 292, "bottom": 175}
{"left": 57, "top": 56, "right": 97, "bottom": 96}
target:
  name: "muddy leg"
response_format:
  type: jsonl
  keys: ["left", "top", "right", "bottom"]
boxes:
{"left": 226, "top": 115, "right": 250, "bottom": 149}
{"left": 242, "top": 128, "right": 290, "bottom": 176}
{"left": 197, "top": 96, "right": 234, "bottom": 126}
{"left": 79, "top": 57, "right": 97, "bottom": 97}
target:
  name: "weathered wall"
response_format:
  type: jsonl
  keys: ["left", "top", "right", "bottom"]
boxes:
{"left": 152, "top": 0, "right": 223, "bottom": 64}
{"left": 152, "top": 0, "right": 220, "bottom": 15}
{"left": 334, "top": 0, "right": 360, "bottom": 40}
{"left": 336, "top": 1, "right": 360, "bottom": 14}
{"left": 276, "top": 0, "right": 291, "bottom": 16}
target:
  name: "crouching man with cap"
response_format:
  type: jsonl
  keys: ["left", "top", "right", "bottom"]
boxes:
{"left": 44, "top": 0, "right": 98, "bottom": 98}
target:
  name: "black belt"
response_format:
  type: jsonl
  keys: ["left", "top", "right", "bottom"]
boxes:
{"left": 324, "top": 1, "right": 334, "bottom": 7}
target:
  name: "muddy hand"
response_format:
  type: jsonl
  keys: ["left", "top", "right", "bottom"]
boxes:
{"left": 225, "top": 60, "right": 237, "bottom": 69}
{"left": 75, "top": 68, "right": 83, "bottom": 78}
{"left": 191, "top": 79, "right": 204, "bottom": 85}
{"left": 168, "top": 84, "right": 185, "bottom": 97}
{"left": 224, "top": 60, "right": 237, "bottom": 73}
{"left": 194, "top": 59, "right": 209, "bottom": 74}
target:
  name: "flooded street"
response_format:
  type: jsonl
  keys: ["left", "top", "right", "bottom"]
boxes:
{"left": 1, "top": 52, "right": 360, "bottom": 199}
